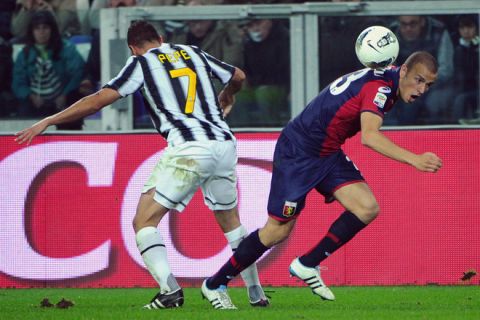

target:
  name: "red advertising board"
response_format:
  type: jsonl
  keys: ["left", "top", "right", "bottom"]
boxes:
{"left": 0, "top": 130, "right": 479, "bottom": 288}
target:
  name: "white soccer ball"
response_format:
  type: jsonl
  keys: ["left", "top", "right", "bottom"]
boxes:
{"left": 355, "top": 26, "right": 399, "bottom": 69}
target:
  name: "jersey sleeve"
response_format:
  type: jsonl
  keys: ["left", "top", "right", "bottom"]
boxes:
{"left": 200, "top": 50, "right": 235, "bottom": 85}
{"left": 104, "top": 56, "right": 144, "bottom": 97}
{"left": 359, "top": 81, "right": 395, "bottom": 118}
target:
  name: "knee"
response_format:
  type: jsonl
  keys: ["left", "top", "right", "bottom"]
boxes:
{"left": 259, "top": 220, "right": 295, "bottom": 247}
{"left": 268, "top": 229, "right": 290, "bottom": 246}
{"left": 354, "top": 201, "right": 380, "bottom": 224}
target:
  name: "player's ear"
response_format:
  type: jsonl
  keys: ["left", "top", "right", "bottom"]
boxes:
{"left": 129, "top": 45, "right": 138, "bottom": 56}
{"left": 399, "top": 64, "right": 408, "bottom": 78}
{"left": 159, "top": 36, "right": 163, "bottom": 45}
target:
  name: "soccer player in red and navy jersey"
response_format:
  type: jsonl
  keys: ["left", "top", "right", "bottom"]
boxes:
{"left": 201, "top": 51, "right": 443, "bottom": 306}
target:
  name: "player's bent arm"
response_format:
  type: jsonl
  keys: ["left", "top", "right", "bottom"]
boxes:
{"left": 45, "top": 88, "right": 121, "bottom": 126}
{"left": 360, "top": 112, "right": 417, "bottom": 165}
{"left": 218, "top": 67, "right": 246, "bottom": 117}
{"left": 360, "top": 112, "right": 441, "bottom": 172}
{"left": 15, "top": 88, "right": 121, "bottom": 145}
{"left": 224, "top": 67, "right": 246, "bottom": 96}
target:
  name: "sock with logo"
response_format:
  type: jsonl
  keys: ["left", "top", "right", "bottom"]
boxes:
{"left": 207, "top": 229, "right": 269, "bottom": 289}
{"left": 299, "top": 211, "right": 367, "bottom": 268}
{"left": 224, "top": 225, "right": 261, "bottom": 287}
{"left": 136, "top": 226, "right": 180, "bottom": 293}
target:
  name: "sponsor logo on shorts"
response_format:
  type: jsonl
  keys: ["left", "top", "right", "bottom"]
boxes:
{"left": 373, "top": 92, "right": 387, "bottom": 108}
{"left": 283, "top": 201, "right": 297, "bottom": 217}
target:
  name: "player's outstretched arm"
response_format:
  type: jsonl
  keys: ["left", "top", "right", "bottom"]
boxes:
{"left": 218, "top": 67, "right": 246, "bottom": 118}
{"left": 15, "top": 88, "right": 121, "bottom": 145}
{"left": 360, "top": 112, "right": 442, "bottom": 173}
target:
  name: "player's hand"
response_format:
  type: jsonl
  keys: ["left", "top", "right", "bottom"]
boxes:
{"left": 413, "top": 152, "right": 442, "bottom": 173}
{"left": 221, "top": 104, "right": 233, "bottom": 118}
{"left": 14, "top": 119, "right": 49, "bottom": 145}
{"left": 218, "top": 89, "right": 235, "bottom": 117}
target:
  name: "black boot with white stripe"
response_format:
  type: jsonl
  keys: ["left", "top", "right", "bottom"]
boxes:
{"left": 143, "top": 288, "right": 184, "bottom": 309}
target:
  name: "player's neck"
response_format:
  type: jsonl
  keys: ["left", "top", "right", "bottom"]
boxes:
{"left": 137, "top": 40, "right": 162, "bottom": 55}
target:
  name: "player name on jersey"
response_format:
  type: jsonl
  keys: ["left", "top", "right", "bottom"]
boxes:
{"left": 157, "top": 50, "right": 191, "bottom": 64}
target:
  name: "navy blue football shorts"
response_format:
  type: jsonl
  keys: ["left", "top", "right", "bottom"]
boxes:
{"left": 267, "top": 133, "right": 365, "bottom": 221}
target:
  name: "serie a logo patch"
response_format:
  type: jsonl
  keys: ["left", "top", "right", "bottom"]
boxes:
{"left": 373, "top": 92, "right": 387, "bottom": 108}
{"left": 282, "top": 201, "right": 297, "bottom": 217}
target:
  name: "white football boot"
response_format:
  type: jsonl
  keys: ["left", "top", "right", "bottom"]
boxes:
{"left": 289, "top": 258, "right": 335, "bottom": 301}
{"left": 201, "top": 280, "right": 237, "bottom": 309}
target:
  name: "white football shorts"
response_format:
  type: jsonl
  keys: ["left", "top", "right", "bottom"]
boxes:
{"left": 142, "top": 140, "right": 238, "bottom": 212}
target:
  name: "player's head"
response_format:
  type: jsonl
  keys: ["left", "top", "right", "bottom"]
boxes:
{"left": 127, "top": 20, "right": 162, "bottom": 55}
{"left": 397, "top": 51, "right": 437, "bottom": 103}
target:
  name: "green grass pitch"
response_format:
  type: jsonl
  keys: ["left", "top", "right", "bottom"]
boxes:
{"left": 1, "top": 286, "right": 479, "bottom": 319}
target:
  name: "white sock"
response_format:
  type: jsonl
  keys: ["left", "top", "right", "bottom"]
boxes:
{"left": 136, "top": 226, "right": 180, "bottom": 293}
{"left": 224, "top": 225, "right": 261, "bottom": 287}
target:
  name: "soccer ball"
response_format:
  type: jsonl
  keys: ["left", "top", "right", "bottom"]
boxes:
{"left": 355, "top": 26, "right": 399, "bottom": 69}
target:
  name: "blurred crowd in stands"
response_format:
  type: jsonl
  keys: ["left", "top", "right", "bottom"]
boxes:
{"left": 0, "top": 0, "right": 478, "bottom": 129}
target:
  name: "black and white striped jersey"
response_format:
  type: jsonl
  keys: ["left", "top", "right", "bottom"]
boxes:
{"left": 105, "top": 43, "right": 235, "bottom": 146}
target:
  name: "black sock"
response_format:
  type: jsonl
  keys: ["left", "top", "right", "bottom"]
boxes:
{"left": 207, "top": 229, "right": 269, "bottom": 289}
{"left": 299, "top": 211, "right": 367, "bottom": 268}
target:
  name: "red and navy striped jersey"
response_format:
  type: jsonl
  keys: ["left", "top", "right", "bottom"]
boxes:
{"left": 105, "top": 43, "right": 235, "bottom": 146}
{"left": 284, "top": 67, "right": 400, "bottom": 156}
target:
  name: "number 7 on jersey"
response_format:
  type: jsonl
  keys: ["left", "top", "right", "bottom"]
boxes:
{"left": 169, "top": 67, "right": 197, "bottom": 114}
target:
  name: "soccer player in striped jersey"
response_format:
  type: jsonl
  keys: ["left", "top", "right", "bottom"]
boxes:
{"left": 201, "top": 51, "right": 443, "bottom": 307}
{"left": 15, "top": 20, "right": 268, "bottom": 309}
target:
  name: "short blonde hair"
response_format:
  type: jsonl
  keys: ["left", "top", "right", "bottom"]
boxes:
{"left": 405, "top": 51, "right": 438, "bottom": 74}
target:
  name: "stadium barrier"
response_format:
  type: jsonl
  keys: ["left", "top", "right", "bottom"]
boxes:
{"left": 1, "top": 129, "right": 478, "bottom": 288}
